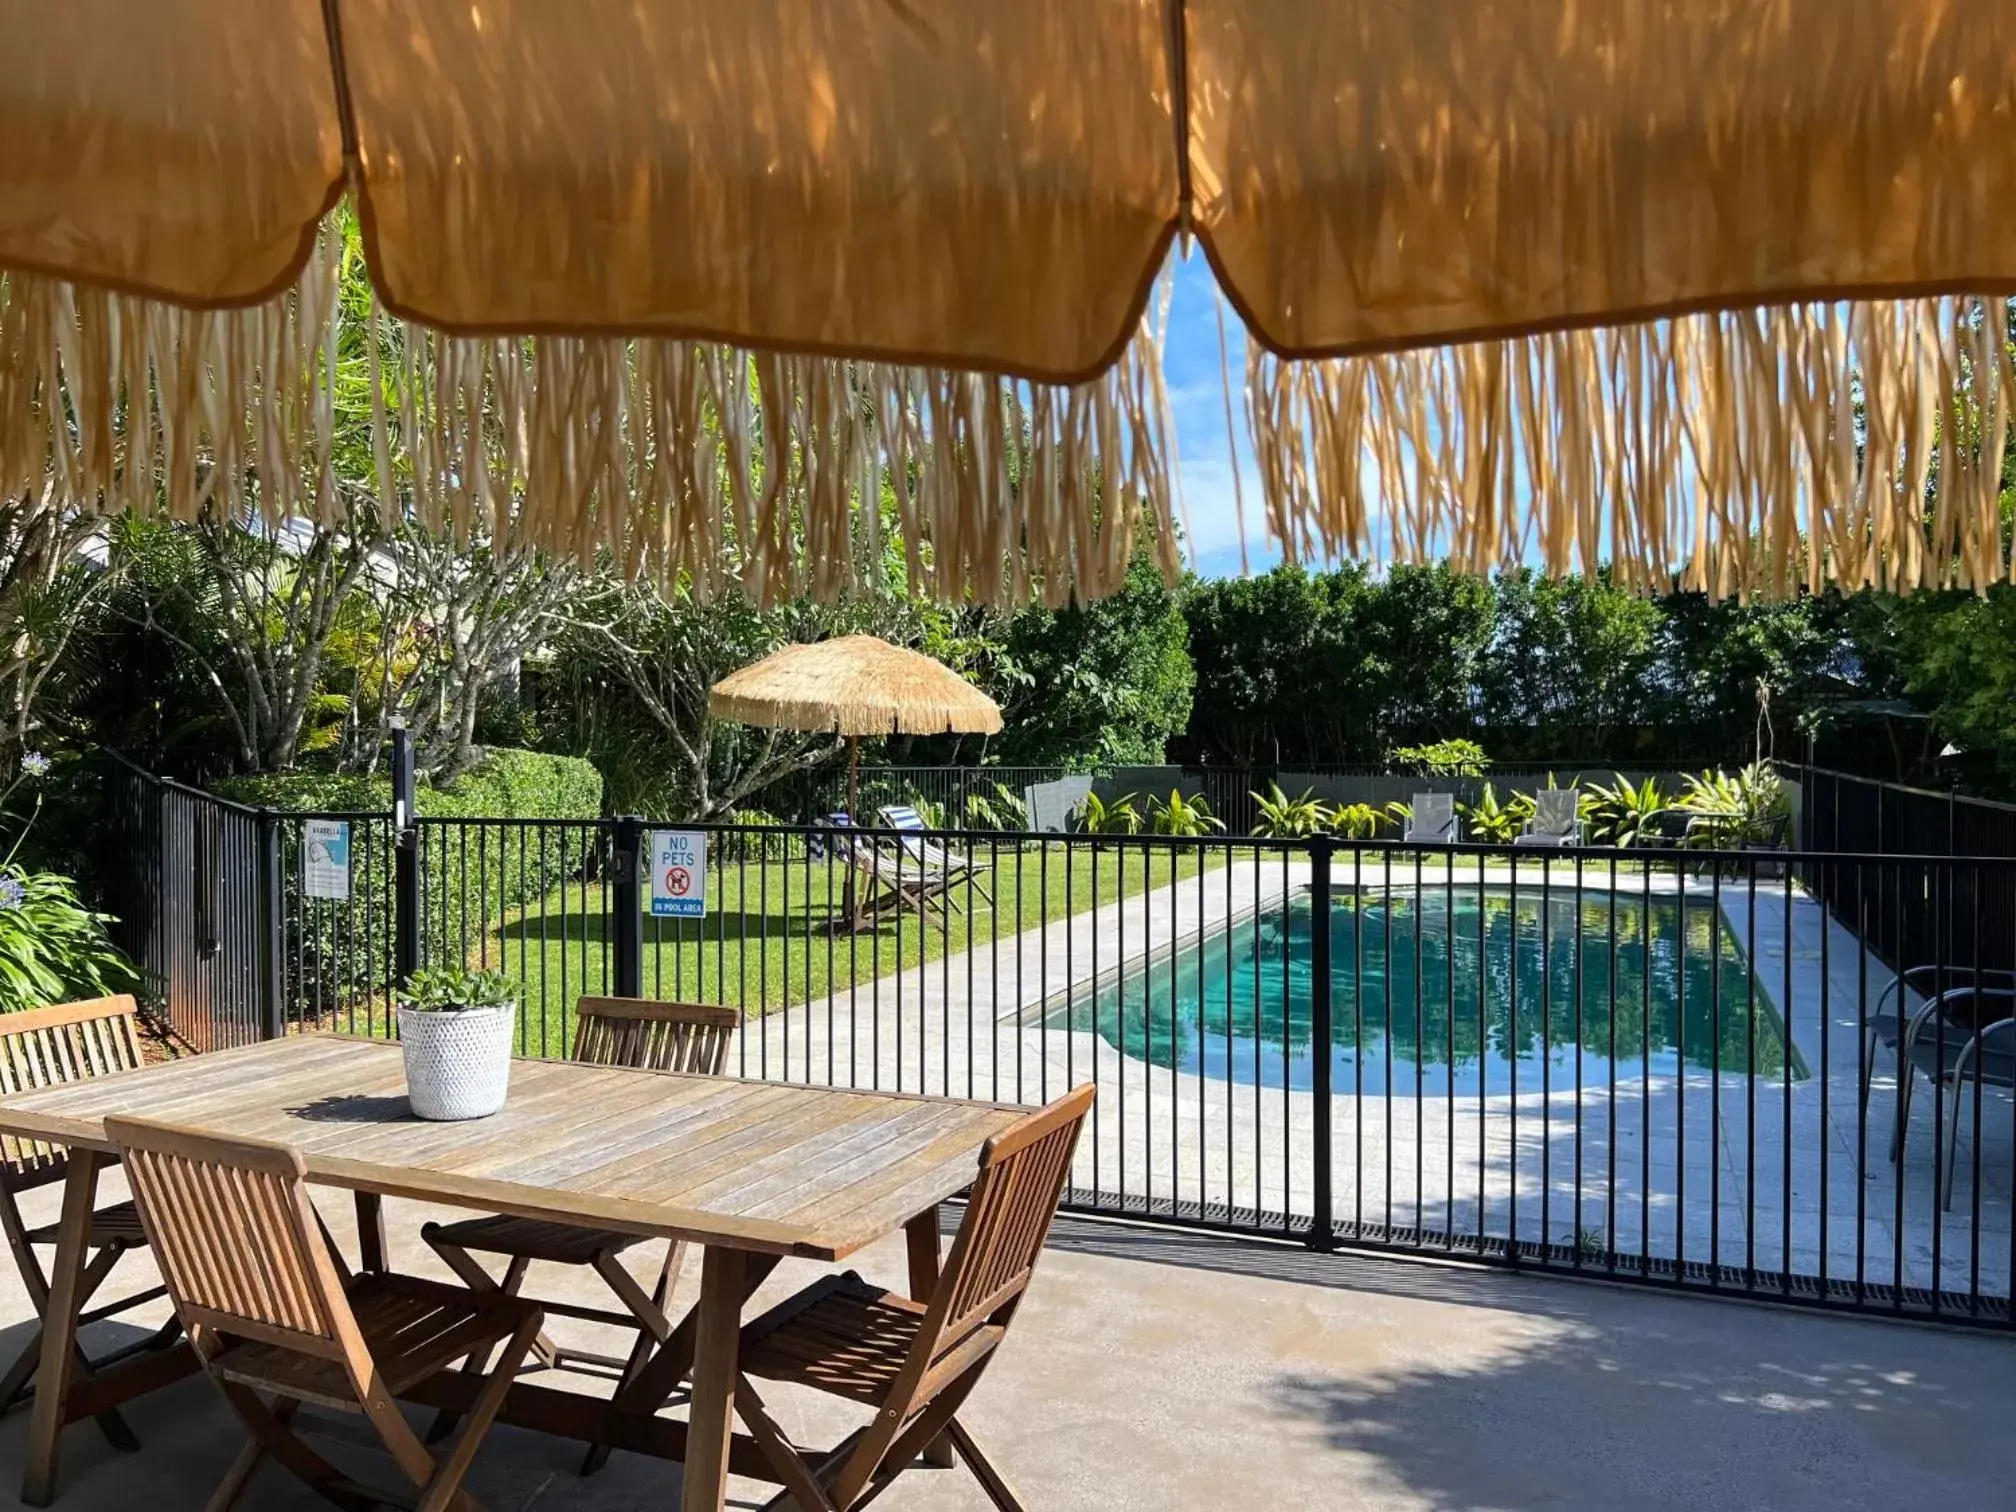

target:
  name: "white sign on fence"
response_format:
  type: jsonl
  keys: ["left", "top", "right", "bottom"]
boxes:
{"left": 302, "top": 819, "right": 351, "bottom": 901}
{"left": 647, "top": 830, "right": 708, "bottom": 917}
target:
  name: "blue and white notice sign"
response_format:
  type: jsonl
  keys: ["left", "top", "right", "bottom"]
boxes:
{"left": 647, "top": 830, "right": 708, "bottom": 917}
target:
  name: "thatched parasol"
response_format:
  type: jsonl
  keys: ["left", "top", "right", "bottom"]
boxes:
{"left": 10, "top": 4, "right": 2016, "bottom": 601}
{"left": 709, "top": 635, "right": 1002, "bottom": 819}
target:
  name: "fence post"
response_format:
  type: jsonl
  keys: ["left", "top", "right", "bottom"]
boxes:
{"left": 391, "top": 726, "right": 420, "bottom": 987}
{"left": 1307, "top": 834, "right": 1336, "bottom": 1252}
{"left": 256, "top": 809, "right": 285, "bottom": 1040}
{"left": 612, "top": 814, "right": 644, "bottom": 999}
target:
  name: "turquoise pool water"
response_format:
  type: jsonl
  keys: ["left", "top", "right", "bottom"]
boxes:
{"left": 1052, "top": 888, "right": 1803, "bottom": 1093}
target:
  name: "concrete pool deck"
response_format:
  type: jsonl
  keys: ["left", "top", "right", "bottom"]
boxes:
{"left": 744, "top": 854, "right": 2014, "bottom": 1308}
{"left": 6, "top": 1199, "right": 2012, "bottom": 1511}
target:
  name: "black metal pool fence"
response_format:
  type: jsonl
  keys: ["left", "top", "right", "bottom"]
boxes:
{"left": 104, "top": 753, "right": 2016, "bottom": 1328}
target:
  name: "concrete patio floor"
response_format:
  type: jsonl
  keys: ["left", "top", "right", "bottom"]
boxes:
{"left": 1, "top": 1181, "right": 2011, "bottom": 1512}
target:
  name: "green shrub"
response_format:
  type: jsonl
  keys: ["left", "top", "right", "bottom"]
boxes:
{"left": 1676, "top": 762, "right": 1788, "bottom": 846}
{"left": 215, "top": 748, "right": 603, "bottom": 824}
{"left": 1389, "top": 739, "right": 1490, "bottom": 778}
{"left": 715, "top": 809, "right": 806, "bottom": 862}
{"left": 961, "top": 782, "right": 1029, "bottom": 833}
{"left": 1460, "top": 782, "right": 1534, "bottom": 844}
{"left": 1584, "top": 774, "right": 1668, "bottom": 847}
{"left": 1077, "top": 791, "right": 1143, "bottom": 836}
{"left": 215, "top": 749, "right": 603, "bottom": 1022}
{"left": 1147, "top": 789, "right": 1224, "bottom": 837}
{"left": 0, "top": 865, "right": 140, "bottom": 1013}
{"left": 1251, "top": 784, "right": 1331, "bottom": 838}
{"left": 1330, "top": 801, "right": 1400, "bottom": 840}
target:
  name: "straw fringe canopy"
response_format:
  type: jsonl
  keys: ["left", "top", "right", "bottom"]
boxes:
{"left": 9, "top": 1, "right": 2016, "bottom": 600}
{"left": 709, "top": 637, "right": 1002, "bottom": 739}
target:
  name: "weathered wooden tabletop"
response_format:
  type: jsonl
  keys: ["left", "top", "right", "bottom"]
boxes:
{"left": 0, "top": 1035, "right": 1023, "bottom": 1260}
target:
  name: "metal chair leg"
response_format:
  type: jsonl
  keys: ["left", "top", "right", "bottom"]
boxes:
{"left": 1941, "top": 1062, "right": 1975, "bottom": 1212}
{"left": 1890, "top": 1062, "right": 1913, "bottom": 1163}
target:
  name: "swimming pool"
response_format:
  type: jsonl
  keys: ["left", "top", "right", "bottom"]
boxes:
{"left": 1050, "top": 886, "right": 1803, "bottom": 1093}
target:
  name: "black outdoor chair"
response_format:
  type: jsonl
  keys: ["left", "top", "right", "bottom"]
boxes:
{"left": 1893, "top": 991, "right": 2016, "bottom": 1209}
{"left": 1862, "top": 966, "right": 2016, "bottom": 1115}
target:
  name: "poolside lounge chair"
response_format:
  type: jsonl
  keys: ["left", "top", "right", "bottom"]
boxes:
{"left": 1515, "top": 788, "right": 1583, "bottom": 847}
{"left": 878, "top": 803, "right": 995, "bottom": 907}
{"left": 1892, "top": 991, "right": 2016, "bottom": 1209}
{"left": 1860, "top": 966, "right": 2016, "bottom": 1114}
{"left": 1404, "top": 792, "right": 1458, "bottom": 844}
{"left": 825, "top": 814, "right": 957, "bottom": 933}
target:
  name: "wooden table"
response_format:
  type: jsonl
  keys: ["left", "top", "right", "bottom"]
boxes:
{"left": 0, "top": 1035, "right": 1025, "bottom": 1509}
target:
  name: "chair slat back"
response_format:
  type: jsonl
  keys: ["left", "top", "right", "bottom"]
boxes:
{"left": 927, "top": 1084, "right": 1093, "bottom": 1353}
{"left": 0, "top": 997, "right": 146, "bottom": 1192}
{"left": 1408, "top": 792, "right": 1456, "bottom": 841}
{"left": 1532, "top": 788, "right": 1579, "bottom": 834}
{"left": 572, "top": 997, "right": 737, "bottom": 1074}
{"left": 105, "top": 1116, "right": 350, "bottom": 1357}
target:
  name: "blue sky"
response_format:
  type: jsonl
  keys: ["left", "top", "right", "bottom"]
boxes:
{"left": 1162, "top": 250, "right": 1282, "bottom": 579}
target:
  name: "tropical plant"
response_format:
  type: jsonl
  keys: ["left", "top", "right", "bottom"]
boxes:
{"left": 1676, "top": 762, "right": 1788, "bottom": 845}
{"left": 401, "top": 964, "right": 517, "bottom": 1013}
{"left": 962, "top": 781, "right": 1028, "bottom": 833}
{"left": 1460, "top": 782, "right": 1534, "bottom": 844}
{"left": 0, "top": 866, "right": 140, "bottom": 1014}
{"left": 1584, "top": 774, "right": 1669, "bottom": 848}
{"left": 907, "top": 796, "right": 950, "bottom": 830}
{"left": 1250, "top": 784, "right": 1332, "bottom": 838}
{"left": 1328, "top": 801, "right": 1396, "bottom": 841}
{"left": 1147, "top": 789, "right": 1224, "bottom": 837}
{"left": 1389, "top": 739, "right": 1490, "bottom": 778}
{"left": 716, "top": 808, "right": 805, "bottom": 862}
{"left": 1077, "top": 791, "right": 1143, "bottom": 836}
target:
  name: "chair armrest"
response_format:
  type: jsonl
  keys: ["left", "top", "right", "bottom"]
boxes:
{"left": 1903, "top": 986, "right": 2016, "bottom": 1056}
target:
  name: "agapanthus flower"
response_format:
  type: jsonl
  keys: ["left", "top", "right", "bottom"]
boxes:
{"left": 17, "top": 751, "right": 50, "bottom": 779}
{"left": 0, "top": 875, "right": 25, "bottom": 912}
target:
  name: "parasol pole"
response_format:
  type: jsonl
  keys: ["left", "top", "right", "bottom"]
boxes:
{"left": 849, "top": 735, "right": 860, "bottom": 821}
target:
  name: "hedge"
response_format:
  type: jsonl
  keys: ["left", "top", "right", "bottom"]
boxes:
{"left": 214, "top": 750, "right": 603, "bottom": 1024}
{"left": 215, "top": 747, "right": 603, "bottom": 824}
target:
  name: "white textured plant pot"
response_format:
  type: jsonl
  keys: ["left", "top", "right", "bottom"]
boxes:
{"left": 397, "top": 1002, "right": 516, "bottom": 1120}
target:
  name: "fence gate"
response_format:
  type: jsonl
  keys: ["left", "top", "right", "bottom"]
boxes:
{"left": 105, "top": 755, "right": 282, "bottom": 1052}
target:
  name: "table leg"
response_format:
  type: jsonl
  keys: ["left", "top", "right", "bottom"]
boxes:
{"left": 354, "top": 1192, "right": 387, "bottom": 1273}
{"left": 681, "top": 1248, "right": 746, "bottom": 1512}
{"left": 616, "top": 1253, "right": 778, "bottom": 1418}
{"left": 23, "top": 1151, "right": 102, "bottom": 1506}
{"left": 905, "top": 1206, "right": 955, "bottom": 1468}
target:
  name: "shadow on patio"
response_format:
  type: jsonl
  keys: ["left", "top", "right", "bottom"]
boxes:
{"left": 3, "top": 1210, "right": 2011, "bottom": 1511}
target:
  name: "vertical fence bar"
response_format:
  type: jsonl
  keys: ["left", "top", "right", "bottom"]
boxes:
{"left": 392, "top": 727, "right": 420, "bottom": 990}
{"left": 612, "top": 815, "right": 644, "bottom": 999}
{"left": 257, "top": 809, "right": 284, "bottom": 1040}
{"left": 1309, "top": 835, "right": 1336, "bottom": 1252}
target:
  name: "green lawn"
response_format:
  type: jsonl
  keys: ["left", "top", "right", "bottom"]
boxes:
{"left": 460, "top": 843, "right": 1214, "bottom": 1056}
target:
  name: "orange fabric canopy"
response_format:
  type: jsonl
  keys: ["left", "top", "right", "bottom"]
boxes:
{"left": 7, "top": 1, "right": 2016, "bottom": 603}
{"left": 10, "top": 1, "right": 2015, "bottom": 377}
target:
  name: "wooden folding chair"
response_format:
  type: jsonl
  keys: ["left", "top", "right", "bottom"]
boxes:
{"left": 0, "top": 997, "right": 177, "bottom": 1446}
{"left": 422, "top": 997, "right": 737, "bottom": 1466}
{"left": 105, "top": 1115, "right": 543, "bottom": 1512}
{"left": 729, "top": 1082, "right": 1095, "bottom": 1512}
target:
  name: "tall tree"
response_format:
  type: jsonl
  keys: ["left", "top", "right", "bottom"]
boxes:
{"left": 980, "top": 548, "right": 1194, "bottom": 768}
